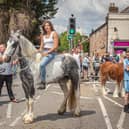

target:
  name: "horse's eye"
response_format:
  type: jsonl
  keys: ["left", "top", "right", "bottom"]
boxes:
{"left": 17, "top": 35, "right": 20, "bottom": 39}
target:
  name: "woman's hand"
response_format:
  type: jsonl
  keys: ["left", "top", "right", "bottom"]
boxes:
{"left": 42, "top": 52, "right": 48, "bottom": 57}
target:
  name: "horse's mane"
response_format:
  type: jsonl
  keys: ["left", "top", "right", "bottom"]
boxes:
{"left": 19, "top": 35, "right": 37, "bottom": 59}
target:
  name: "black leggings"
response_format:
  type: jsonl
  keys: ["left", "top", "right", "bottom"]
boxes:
{"left": 0, "top": 75, "right": 15, "bottom": 100}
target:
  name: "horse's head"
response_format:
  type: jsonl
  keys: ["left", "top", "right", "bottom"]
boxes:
{"left": 3, "top": 30, "right": 38, "bottom": 62}
{"left": 3, "top": 30, "right": 21, "bottom": 62}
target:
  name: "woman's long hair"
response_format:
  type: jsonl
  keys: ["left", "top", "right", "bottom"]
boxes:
{"left": 42, "top": 20, "right": 55, "bottom": 35}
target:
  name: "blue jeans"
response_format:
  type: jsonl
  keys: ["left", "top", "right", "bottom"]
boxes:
{"left": 40, "top": 52, "right": 56, "bottom": 82}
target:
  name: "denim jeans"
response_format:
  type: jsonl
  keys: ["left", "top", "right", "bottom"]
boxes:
{"left": 40, "top": 52, "right": 56, "bottom": 82}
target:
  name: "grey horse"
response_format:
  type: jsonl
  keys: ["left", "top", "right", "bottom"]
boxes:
{"left": 1, "top": 30, "right": 80, "bottom": 123}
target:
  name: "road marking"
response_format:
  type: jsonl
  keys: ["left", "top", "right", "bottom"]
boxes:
{"left": 6, "top": 102, "right": 12, "bottom": 118}
{"left": 51, "top": 91, "right": 63, "bottom": 95}
{"left": 35, "top": 95, "right": 40, "bottom": 100}
{"left": 45, "top": 84, "right": 51, "bottom": 91}
{"left": 104, "top": 96, "right": 123, "bottom": 108}
{"left": 98, "top": 97, "right": 113, "bottom": 129}
{"left": 0, "top": 121, "right": 6, "bottom": 126}
{"left": 92, "top": 83, "right": 98, "bottom": 93}
{"left": 10, "top": 116, "right": 22, "bottom": 127}
{"left": 10, "top": 109, "right": 26, "bottom": 127}
{"left": 83, "top": 81, "right": 115, "bottom": 84}
{"left": 117, "top": 110, "right": 126, "bottom": 129}
{"left": 51, "top": 91, "right": 95, "bottom": 100}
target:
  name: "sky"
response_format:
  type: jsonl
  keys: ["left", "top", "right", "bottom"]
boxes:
{"left": 51, "top": 0, "right": 129, "bottom": 36}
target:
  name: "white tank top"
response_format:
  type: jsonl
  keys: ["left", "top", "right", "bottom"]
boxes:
{"left": 43, "top": 31, "right": 54, "bottom": 49}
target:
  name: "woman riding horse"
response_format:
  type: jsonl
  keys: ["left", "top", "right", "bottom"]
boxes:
{"left": 37, "top": 20, "right": 59, "bottom": 89}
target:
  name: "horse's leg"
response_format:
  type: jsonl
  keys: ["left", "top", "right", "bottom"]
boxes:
{"left": 119, "top": 80, "right": 125, "bottom": 97}
{"left": 101, "top": 76, "right": 107, "bottom": 95}
{"left": 20, "top": 72, "right": 35, "bottom": 124}
{"left": 113, "top": 81, "right": 120, "bottom": 97}
{"left": 73, "top": 79, "right": 80, "bottom": 116}
{"left": 69, "top": 73, "right": 80, "bottom": 117}
{"left": 58, "top": 79, "right": 68, "bottom": 115}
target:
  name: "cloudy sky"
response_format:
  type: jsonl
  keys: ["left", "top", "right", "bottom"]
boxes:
{"left": 51, "top": 0, "right": 129, "bottom": 36}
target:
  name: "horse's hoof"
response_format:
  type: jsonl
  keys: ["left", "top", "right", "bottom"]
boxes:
{"left": 113, "top": 94, "right": 119, "bottom": 98}
{"left": 73, "top": 112, "right": 81, "bottom": 117}
{"left": 57, "top": 109, "right": 66, "bottom": 115}
{"left": 23, "top": 113, "right": 34, "bottom": 124}
{"left": 23, "top": 118, "right": 33, "bottom": 124}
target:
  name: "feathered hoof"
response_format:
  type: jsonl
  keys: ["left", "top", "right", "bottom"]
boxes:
{"left": 73, "top": 110, "right": 81, "bottom": 117}
{"left": 73, "top": 112, "right": 81, "bottom": 117}
{"left": 113, "top": 94, "right": 119, "bottom": 98}
{"left": 23, "top": 113, "right": 34, "bottom": 124}
{"left": 57, "top": 109, "right": 66, "bottom": 115}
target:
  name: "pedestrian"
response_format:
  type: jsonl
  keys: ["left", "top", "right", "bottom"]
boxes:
{"left": 92, "top": 52, "right": 100, "bottom": 80}
{"left": 0, "top": 43, "right": 17, "bottom": 102}
{"left": 37, "top": 20, "right": 59, "bottom": 89}
{"left": 123, "top": 51, "right": 129, "bottom": 113}
{"left": 72, "top": 47, "right": 81, "bottom": 70}
{"left": 82, "top": 53, "right": 89, "bottom": 80}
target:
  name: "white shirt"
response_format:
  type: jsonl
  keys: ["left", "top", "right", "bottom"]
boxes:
{"left": 43, "top": 31, "right": 54, "bottom": 49}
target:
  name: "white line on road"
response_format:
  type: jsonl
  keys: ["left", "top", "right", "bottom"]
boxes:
{"left": 9, "top": 116, "right": 22, "bottom": 127}
{"left": 6, "top": 102, "right": 12, "bottom": 118}
{"left": 83, "top": 81, "right": 115, "bottom": 84}
{"left": 51, "top": 91, "right": 95, "bottom": 100}
{"left": 10, "top": 110, "right": 26, "bottom": 126}
{"left": 98, "top": 97, "right": 113, "bottom": 129}
{"left": 104, "top": 96, "right": 123, "bottom": 108}
{"left": 0, "top": 121, "right": 6, "bottom": 126}
{"left": 117, "top": 110, "right": 126, "bottom": 129}
{"left": 45, "top": 84, "right": 51, "bottom": 91}
{"left": 92, "top": 83, "right": 98, "bottom": 93}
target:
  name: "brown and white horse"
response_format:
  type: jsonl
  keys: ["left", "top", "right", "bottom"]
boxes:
{"left": 100, "top": 61, "right": 125, "bottom": 97}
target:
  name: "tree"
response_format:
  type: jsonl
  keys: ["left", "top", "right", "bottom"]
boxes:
{"left": 58, "top": 31, "right": 89, "bottom": 53}
{"left": 58, "top": 31, "right": 69, "bottom": 52}
{"left": 0, "top": 0, "right": 58, "bottom": 43}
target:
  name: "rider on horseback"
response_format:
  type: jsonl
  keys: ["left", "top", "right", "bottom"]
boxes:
{"left": 37, "top": 20, "right": 59, "bottom": 89}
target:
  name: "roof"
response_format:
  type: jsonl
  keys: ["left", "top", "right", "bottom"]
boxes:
{"left": 121, "top": 6, "right": 129, "bottom": 13}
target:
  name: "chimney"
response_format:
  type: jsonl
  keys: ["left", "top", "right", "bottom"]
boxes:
{"left": 109, "top": 3, "right": 119, "bottom": 13}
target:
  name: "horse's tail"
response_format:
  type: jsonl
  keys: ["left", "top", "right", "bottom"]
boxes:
{"left": 67, "top": 79, "right": 77, "bottom": 111}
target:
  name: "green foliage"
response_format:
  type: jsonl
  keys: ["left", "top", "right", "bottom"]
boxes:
{"left": 59, "top": 31, "right": 89, "bottom": 53}
{"left": 0, "top": 0, "right": 58, "bottom": 20}
{"left": 58, "top": 31, "right": 69, "bottom": 52}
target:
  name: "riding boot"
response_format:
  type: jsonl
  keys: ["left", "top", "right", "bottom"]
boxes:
{"left": 37, "top": 81, "right": 46, "bottom": 90}
{"left": 123, "top": 105, "right": 129, "bottom": 113}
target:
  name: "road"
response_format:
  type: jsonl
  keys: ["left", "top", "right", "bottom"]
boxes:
{"left": 0, "top": 79, "right": 129, "bottom": 129}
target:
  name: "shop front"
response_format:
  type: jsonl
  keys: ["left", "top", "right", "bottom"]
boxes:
{"left": 113, "top": 41, "right": 129, "bottom": 55}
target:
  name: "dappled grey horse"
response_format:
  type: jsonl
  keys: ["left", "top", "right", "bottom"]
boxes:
{"left": 1, "top": 30, "right": 80, "bottom": 123}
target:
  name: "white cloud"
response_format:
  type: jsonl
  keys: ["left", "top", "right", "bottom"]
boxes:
{"left": 51, "top": 0, "right": 129, "bottom": 35}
